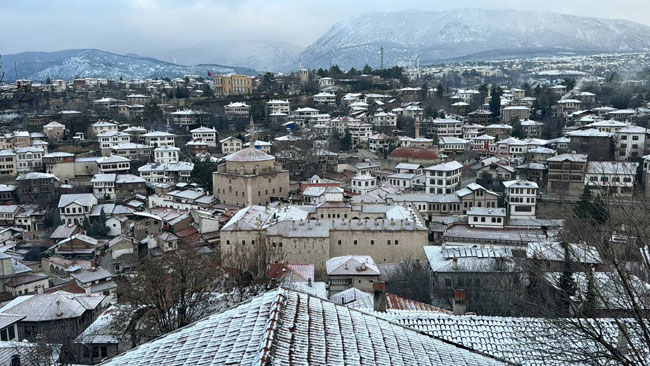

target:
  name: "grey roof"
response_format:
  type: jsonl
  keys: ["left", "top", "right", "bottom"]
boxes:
{"left": 97, "top": 156, "right": 130, "bottom": 164}
{"left": 467, "top": 207, "right": 506, "bottom": 217}
{"left": 389, "top": 313, "right": 645, "bottom": 366}
{"left": 527, "top": 241, "right": 601, "bottom": 264}
{"left": 115, "top": 174, "right": 146, "bottom": 184}
{"left": 388, "top": 193, "right": 460, "bottom": 203}
{"left": 395, "top": 163, "right": 422, "bottom": 170}
{"left": 49, "top": 224, "right": 79, "bottom": 239}
{"left": 16, "top": 172, "right": 59, "bottom": 181}
{"left": 503, "top": 179, "right": 538, "bottom": 189}
{"left": 326, "top": 255, "right": 380, "bottom": 276}
{"left": 91, "top": 173, "right": 116, "bottom": 183}
{"left": 586, "top": 161, "right": 638, "bottom": 175}
{"left": 71, "top": 267, "right": 113, "bottom": 284}
{"left": 0, "top": 184, "right": 16, "bottom": 192}
{"left": 58, "top": 193, "right": 96, "bottom": 208}
{"left": 566, "top": 129, "right": 612, "bottom": 137}
{"left": 0, "top": 292, "right": 104, "bottom": 321}
{"left": 424, "top": 245, "right": 516, "bottom": 273}
{"left": 224, "top": 147, "right": 274, "bottom": 162}
{"left": 547, "top": 153, "right": 587, "bottom": 162}
{"left": 424, "top": 161, "right": 463, "bottom": 171}
{"left": 75, "top": 306, "right": 125, "bottom": 344}
{"left": 0, "top": 313, "right": 24, "bottom": 329}
{"left": 101, "top": 288, "right": 506, "bottom": 366}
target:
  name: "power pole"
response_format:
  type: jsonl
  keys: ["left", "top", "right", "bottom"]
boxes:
{"left": 380, "top": 46, "right": 384, "bottom": 70}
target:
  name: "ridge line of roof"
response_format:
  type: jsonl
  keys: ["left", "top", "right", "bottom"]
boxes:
{"left": 255, "top": 288, "right": 288, "bottom": 365}
{"left": 277, "top": 285, "right": 516, "bottom": 365}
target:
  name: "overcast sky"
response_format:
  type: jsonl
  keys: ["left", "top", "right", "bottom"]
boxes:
{"left": 2, "top": 0, "right": 650, "bottom": 56}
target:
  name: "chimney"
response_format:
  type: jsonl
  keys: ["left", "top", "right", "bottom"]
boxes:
{"left": 307, "top": 278, "right": 312, "bottom": 288}
{"left": 85, "top": 286, "right": 92, "bottom": 295}
{"left": 373, "top": 281, "right": 387, "bottom": 312}
{"left": 56, "top": 300, "right": 63, "bottom": 317}
{"left": 452, "top": 257, "right": 458, "bottom": 270}
{"left": 37, "top": 286, "right": 43, "bottom": 295}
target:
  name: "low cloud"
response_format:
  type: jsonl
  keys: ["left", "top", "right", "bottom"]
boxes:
{"left": 1, "top": 0, "right": 648, "bottom": 56}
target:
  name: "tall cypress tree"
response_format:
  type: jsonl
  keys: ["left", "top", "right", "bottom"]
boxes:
{"left": 558, "top": 243, "right": 577, "bottom": 314}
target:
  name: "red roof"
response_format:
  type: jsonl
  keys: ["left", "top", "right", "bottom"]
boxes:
{"left": 386, "top": 293, "right": 452, "bottom": 313}
{"left": 390, "top": 147, "right": 438, "bottom": 160}
{"left": 268, "top": 263, "right": 314, "bottom": 282}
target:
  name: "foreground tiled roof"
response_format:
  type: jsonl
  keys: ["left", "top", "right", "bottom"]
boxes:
{"left": 101, "top": 288, "right": 506, "bottom": 365}
{"left": 387, "top": 313, "right": 650, "bottom": 366}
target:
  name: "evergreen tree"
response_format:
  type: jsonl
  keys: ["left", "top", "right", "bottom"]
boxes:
{"left": 478, "top": 83, "right": 489, "bottom": 106}
{"left": 574, "top": 187, "right": 593, "bottom": 220}
{"left": 96, "top": 208, "right": 109, "bottom": 238}
{"left": 82, "top": 217, "right": 91, "bottom": 233}
{"left": 340, "top": 131, "right": 352, "bottom": 151}
{"left": 45, "top": 77, "right": 52, "bottom": 85}
{"left": 558, "top": 243, "right": 577, "bottom": 314}
{"left": 143, "top": 101, "right": 163, "bottom": 123}
{"left": 436, "top": 83, "right": 444, "bottom": 99}
{"left": 511, "top": 118, "right": 524, "bottom": 138}
{"left": 489, "top": 86, "right": 503, "bottom": 120}
{"left": 52, "top": 210, "right": 62, "bottom": 227}
{"left": 362, "top": 64, "right": 373, "bottom": 74}
{"left": 564, "top": 78, "right": 576, "bottom": 91}
{"left": 420, "top": 82, "right": 428, "bottom": 100}
{"left": 424, "top": 106, "right": 437, "bottom": 118}
{"left": 574, "top": 187, "right": 609, "bottom": 225}
{"left": 191, "top": 160, "right": 219, "bottom": 190}
{"left": 591, "top": 195, "right": 609, "bottom": 225}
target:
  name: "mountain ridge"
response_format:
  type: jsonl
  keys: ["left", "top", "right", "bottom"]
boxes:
{"left": 293, "top": 8, "right": 650, "bottom": 70}
{"left": 0, "top": 49, "right": 258, "bottom": 82}
{"left": 157, "top": 39, "right": 303, "bottom": 72}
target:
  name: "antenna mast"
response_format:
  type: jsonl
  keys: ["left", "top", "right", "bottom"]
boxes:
{"left": 380, "top": 46, "right": 384, "bottom": 70}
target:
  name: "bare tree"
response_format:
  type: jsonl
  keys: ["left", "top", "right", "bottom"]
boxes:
{"left": 224, "top": 231, "right": 284, "bottom": 302}
{"left": 386, "top": 259, "right": 434, "bottom": 305}
{"left": 519, "top": 176, "right": 650, "bottom": 365}
{"left": 7, "top": 341, "right": 62, "bottom": 366}
{"left": 113, "top": 247, "right": 226, "bottom": 346}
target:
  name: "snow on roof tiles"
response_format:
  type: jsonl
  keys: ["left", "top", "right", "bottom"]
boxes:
{"left": 101, "top": 288, "right": 506, "bottom": 366}
{"left": 0, "top": 292, "right": 104, "bottom": 321}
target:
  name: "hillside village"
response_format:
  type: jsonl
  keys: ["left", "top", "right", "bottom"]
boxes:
{"left": 0, "top": 51, "right": 650, "bottom": 364}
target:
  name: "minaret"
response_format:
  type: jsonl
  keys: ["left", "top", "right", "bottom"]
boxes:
{"left": 248, "top": 116, "right": 256, "bottom": 148}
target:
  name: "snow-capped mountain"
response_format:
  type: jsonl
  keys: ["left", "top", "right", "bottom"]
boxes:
{"left": 158, "top": 39, "right": 302, "bottom": 72}
{"left": 1, "top": 49, "right": 257, "bottom": 82}
{"left": 295, "top": 9, "right": 650, "bottom": 70}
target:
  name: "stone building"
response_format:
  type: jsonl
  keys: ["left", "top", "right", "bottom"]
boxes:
{"left": 220, "top": 203, "right": 428, "bottom": 273}
{"left": 326, "top": 255, "right": 381, "bottom": 296}
{"left": 213, "top": 74, "right": 252, "bottom": 96}
{"left": 212, "top": 144, "right": 289, "bottom": 207}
